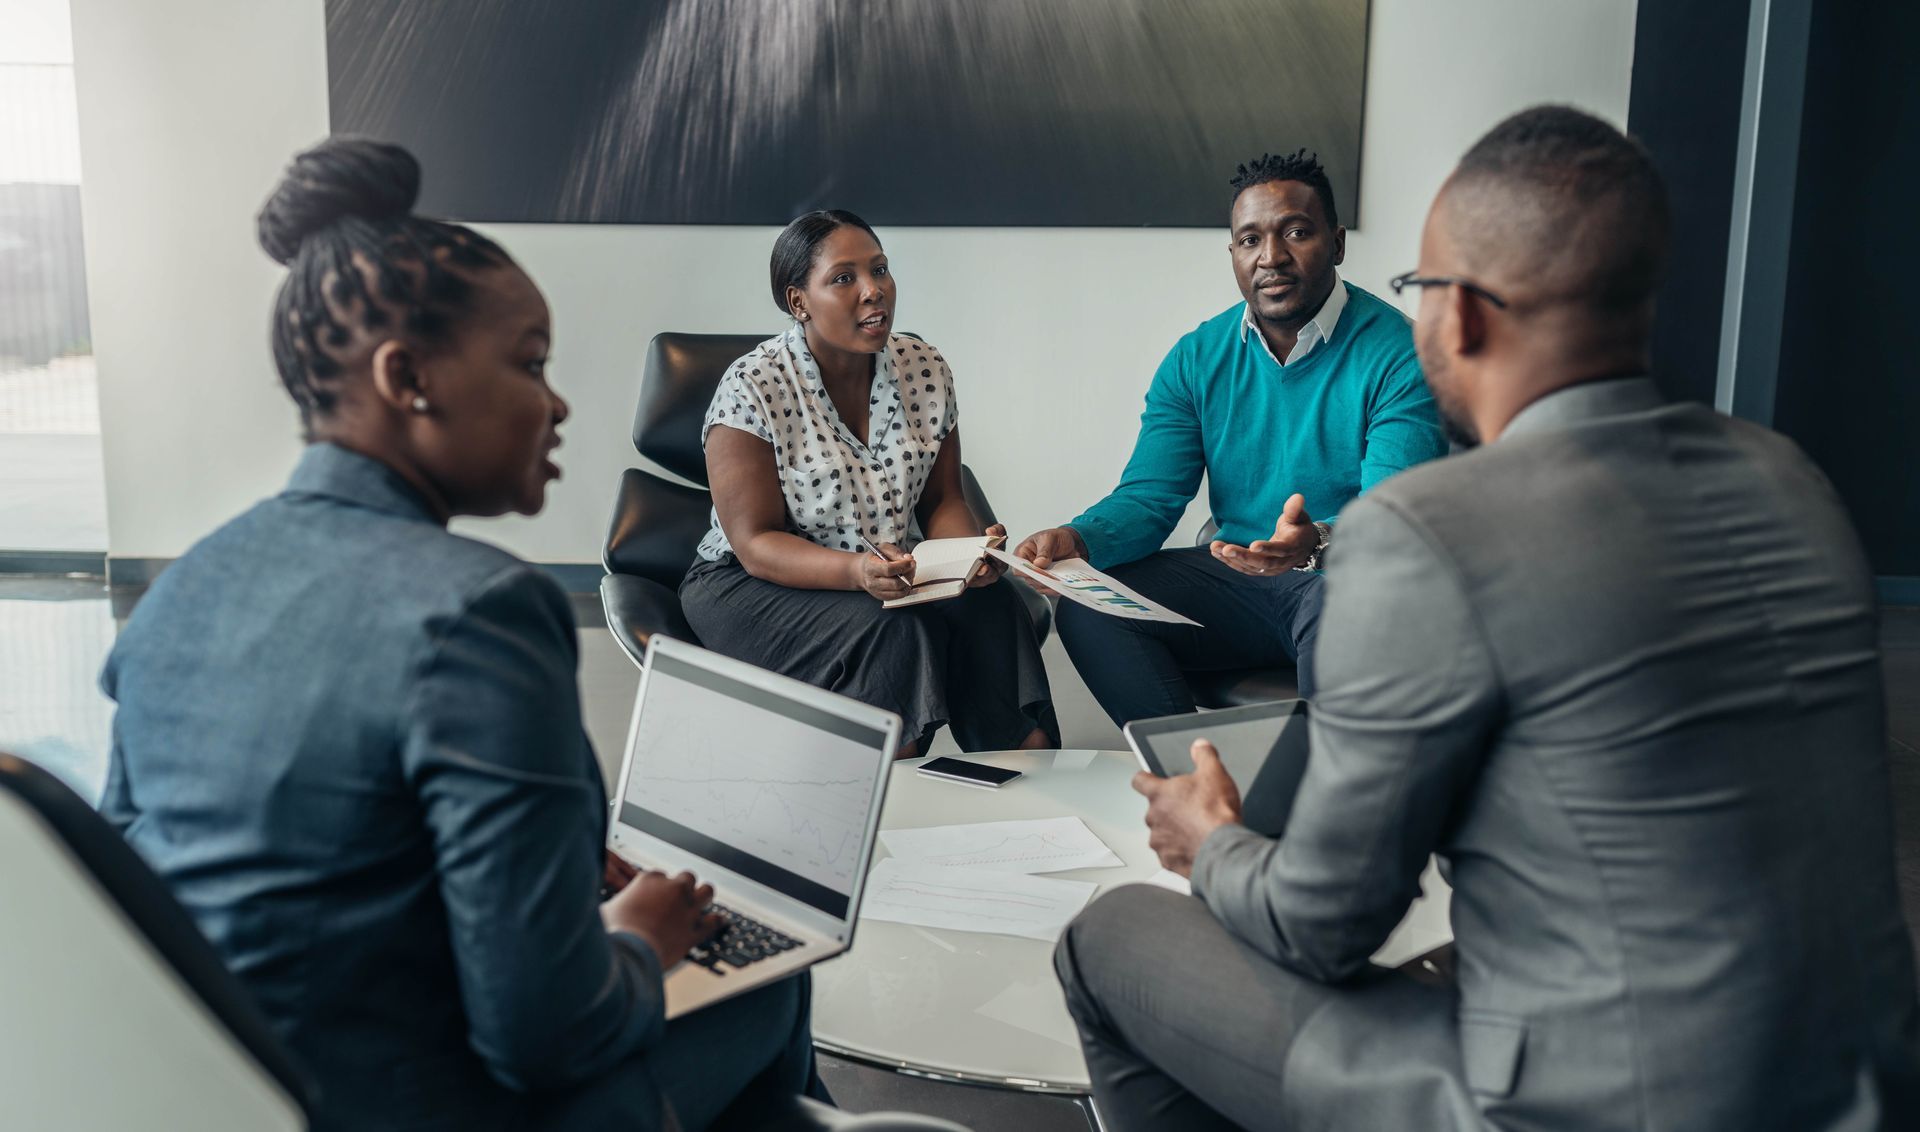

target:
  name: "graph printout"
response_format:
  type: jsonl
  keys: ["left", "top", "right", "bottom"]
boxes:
{"left": 880, "top": 817, "right": 1124, "bottom": 874}
{"left": 859, "top": 859, "right": 1097, "bottom": 942}
{"left": 624, "top": 666, "right": 881, "bottom": 896}
{"left": 985, "top": 549, "right": 1201, "bottom": 626}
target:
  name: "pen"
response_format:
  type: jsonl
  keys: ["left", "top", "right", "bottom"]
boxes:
{"left": 858, "top": 534, "right": 897, "bottom": 562}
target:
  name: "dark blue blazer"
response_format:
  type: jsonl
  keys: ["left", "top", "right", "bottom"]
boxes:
{"left": 100, "top": 444, "right": 663, "bottom": 1130}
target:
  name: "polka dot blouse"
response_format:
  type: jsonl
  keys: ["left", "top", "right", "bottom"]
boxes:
{"left": 696, "top": 325, "right": 959, "bottom": 561}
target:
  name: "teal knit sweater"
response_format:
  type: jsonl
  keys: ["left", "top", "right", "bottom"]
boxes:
{"left": 1072, "top": 283, "right": 1447, "bottom": 568}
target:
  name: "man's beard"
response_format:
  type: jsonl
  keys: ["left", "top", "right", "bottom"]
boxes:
{"left": 1440, "top": 405, "right": 1480, "bottom": 450}
{"left": 1421, "top": 355, "right": 1481, "bottom": 450}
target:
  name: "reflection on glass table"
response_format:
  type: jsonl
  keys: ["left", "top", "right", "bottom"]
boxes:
{"left": 811, "top": 748, "right": 1455, "bottom": 1094}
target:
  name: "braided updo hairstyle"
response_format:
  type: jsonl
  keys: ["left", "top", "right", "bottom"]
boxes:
{"left": 256, "top": 137, "right": 510, "bottom": 435}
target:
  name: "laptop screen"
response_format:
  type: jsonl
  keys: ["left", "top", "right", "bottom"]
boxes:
{"left": 615, "top": 648, "right": 890, "bottom": 920}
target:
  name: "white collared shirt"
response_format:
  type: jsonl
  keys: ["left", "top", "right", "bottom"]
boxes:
{"left": 1241, "top": 272, "right": 1349, "bottom": 367}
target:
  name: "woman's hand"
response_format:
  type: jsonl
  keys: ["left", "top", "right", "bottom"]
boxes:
{"left": 969, "top": 523, "right": 1009, "bottom": 587}
{"left": 601, "top": 869, "right": 721, "bottom": 969}
{"left": 601, "top": 850, "right": 639, "bottom": 898}
{"left": 854, "top": 544, "right": 916, "bottom": 599}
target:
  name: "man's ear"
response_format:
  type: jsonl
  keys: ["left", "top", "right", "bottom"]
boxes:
{"left": 368, "top": 338, "right": 424, "bottom": 412}
{"left": 1447, "top": 282, "right": 1489, "bottom": 358}
{"left": 1332, "top": 226, "right": 1347, "bottom": 267}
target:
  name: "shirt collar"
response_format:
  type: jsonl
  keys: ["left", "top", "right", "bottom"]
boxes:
{"left": 1241, "top": 274, "right": 1347, "bottom": 367}
{"left": 284, "top": 442, "right": 443, "bottom": 525}
{"left": 783, "top": 322, "right": 898, "bottom": 448}
{"left": 1500, "top": 376, "right": 1666, "bottom": 441}
{"left": 783, "top": 322, "right": 895, "bottom": 380}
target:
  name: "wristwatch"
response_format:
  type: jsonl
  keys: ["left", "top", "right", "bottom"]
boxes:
{"left": 1294, "top": 521, "right": 1332, "bottom": 572}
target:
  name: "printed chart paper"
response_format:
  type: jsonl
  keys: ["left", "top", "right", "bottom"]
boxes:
{"left": 859, "top": 859, "right": 1097, "bottom": 942}
{"left": 880, "top": 817, "right": 1125, "bottom": 874}
{"left": 986, "top": 548, "right": 1201, "bottom": 626}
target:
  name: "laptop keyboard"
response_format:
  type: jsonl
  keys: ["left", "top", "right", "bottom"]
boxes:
{"left": 684, "top": 904, "right": 804, "bottom": 974}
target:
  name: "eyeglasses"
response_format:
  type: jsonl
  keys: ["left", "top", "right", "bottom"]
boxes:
{"left": 1388, "top": 271, "right": 1508, "bottom": 310}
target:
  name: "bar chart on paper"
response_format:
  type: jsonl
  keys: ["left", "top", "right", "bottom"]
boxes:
{"left": 985, "top": 549, "right": 1201, "bottom": 625}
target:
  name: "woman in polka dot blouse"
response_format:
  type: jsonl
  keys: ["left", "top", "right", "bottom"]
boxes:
{"left": 680, "top": 210, "right": 1057, "bottom": 758}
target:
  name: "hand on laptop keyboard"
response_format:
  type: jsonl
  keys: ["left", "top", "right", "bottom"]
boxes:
{"left": 601, "top": 869, "right": 723, "bottom": 968}
{"left": 683, "top": 905, "right": 804, "bottom": 974}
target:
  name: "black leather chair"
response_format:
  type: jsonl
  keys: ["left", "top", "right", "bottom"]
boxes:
{"left": 1181, "top": 520, "right": 1301, "bottom": 708}
{"left": 601, "top": 332, "right": 1051, "bottom": 664}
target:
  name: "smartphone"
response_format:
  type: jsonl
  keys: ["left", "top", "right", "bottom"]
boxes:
{"left": 916, "top": 757, "right": 1023, "bottom": 789}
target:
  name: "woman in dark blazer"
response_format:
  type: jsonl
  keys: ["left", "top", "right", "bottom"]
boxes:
{"left": 98, "top": 138, "right": 819, "bottom": 1131}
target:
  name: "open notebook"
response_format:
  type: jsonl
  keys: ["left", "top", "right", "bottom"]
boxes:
{"left": 879, "top": 535, "right": 1004, "bottom": 608}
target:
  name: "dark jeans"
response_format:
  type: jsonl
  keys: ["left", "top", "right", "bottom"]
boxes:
{"left": 1055, "top": 547, "right": 1323, "bottom": 725}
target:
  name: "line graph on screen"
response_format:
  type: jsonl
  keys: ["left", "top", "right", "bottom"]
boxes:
{"left": 633, "top": 726, "right": 878, "bottom": 891}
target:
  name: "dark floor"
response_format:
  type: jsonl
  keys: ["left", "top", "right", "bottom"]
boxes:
{"left": 2, "top": 579, "right": 1916, "bottom": 1131}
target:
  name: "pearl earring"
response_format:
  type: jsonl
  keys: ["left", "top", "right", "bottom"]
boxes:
{"left": 411, "top": 396, "right": 430, "bottom": 413}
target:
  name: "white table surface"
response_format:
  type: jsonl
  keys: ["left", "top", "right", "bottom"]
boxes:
{"left": 810, "top": 749, "right": 1150, "bottom": 1092}
{"left": 809, "top": 747, "right": 1456, "bottom": 1093}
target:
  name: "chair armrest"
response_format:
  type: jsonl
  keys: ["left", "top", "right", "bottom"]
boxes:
{"left": 1012, "top": 580, "right": 1052, "bottom": 645}
{"left": 1185, "top": 665, "right": 1298, "bottom": 710}
{"left": 957, "top": 463, "right": 1051, "bottom": 644}
{"left": 599, "top": 572, "right": 697, "bottom": 665}
{"left": 603, "top": 468, "right": 713, "bottom": 589}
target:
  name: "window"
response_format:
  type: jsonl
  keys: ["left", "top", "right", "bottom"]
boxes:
{"left": 0, "top": 0, "right": 106, "bottom": 560}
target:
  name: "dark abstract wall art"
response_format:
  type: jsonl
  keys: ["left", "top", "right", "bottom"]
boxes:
{"left": 326, "top": 0, "right": 1371, "bottom": 228}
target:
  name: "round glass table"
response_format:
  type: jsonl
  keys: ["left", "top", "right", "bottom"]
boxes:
{"left": 809, "top": 747, "right": 1456, "bottom": 1095}
{"left": 810, "top": 749, "right": 1154, "bottom": 1094}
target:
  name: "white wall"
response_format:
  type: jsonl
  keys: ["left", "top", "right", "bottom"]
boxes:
{"left": 72, "top": 0, "right": 1637, "bottom": 565}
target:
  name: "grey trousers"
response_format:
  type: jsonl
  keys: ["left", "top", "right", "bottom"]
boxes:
{"left": 1054, "top": 886, "right": 1484, "bottom": 1132}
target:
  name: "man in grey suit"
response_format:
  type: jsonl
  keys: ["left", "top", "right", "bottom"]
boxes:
{"left": 1054, "top": 106, "right": 1920, "bottom": 1130}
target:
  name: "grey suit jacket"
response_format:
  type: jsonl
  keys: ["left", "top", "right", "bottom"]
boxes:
{"left": 1192, "top": 378, "right": 1920, "bottom": 1130}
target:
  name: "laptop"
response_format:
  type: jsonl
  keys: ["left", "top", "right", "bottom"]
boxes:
{"left": 607, "top": 635, "right": 901, "bottom": 1019}
{"left": 1122, "top": 700, "right": 1312, "bottom": 838}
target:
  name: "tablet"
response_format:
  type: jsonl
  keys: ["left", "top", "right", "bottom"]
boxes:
{"left": 1122, "top": 700, "right": 1311, "bottom": 837}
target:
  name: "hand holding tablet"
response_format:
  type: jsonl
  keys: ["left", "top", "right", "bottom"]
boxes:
{"left": 1123, "top": 700, "right": 1313, "bottom": 838}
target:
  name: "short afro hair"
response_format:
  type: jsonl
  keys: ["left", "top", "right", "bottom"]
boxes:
{"left": 1229, "top": 149, "right": 1339, "bottom": 229}
{"left": 1450, "top": 105, "right": 1670, "bottom": 313}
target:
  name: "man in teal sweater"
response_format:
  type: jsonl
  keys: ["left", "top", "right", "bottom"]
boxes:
{"left": 1015, "top": 152, "right": 1446, "bottom": 722}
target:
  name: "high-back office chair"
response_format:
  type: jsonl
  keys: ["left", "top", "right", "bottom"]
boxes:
{"left": 601, "top": 332, "right": 1051, "bottom": 664}
{"left": 0, "top": 752, "right": 314, "bottom": 1130}
{"left": 1182, "top": 520, "right": 1301, "bottom": 708}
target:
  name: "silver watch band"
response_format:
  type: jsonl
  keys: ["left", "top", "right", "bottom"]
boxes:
{"left": 1294, "top": 520, "right": 1333, "bottom": 571}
